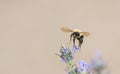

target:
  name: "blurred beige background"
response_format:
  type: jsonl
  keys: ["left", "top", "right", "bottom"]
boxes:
{"left": 0, "top": 0, "right": 120, "bottom": 74}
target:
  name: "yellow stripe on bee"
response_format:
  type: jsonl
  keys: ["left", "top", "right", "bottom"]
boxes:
{"left": 73, "top": 29, "right": 81, "bottom": 33}
{"left": 73, "top": 29, "right": 83, "bottom": 36}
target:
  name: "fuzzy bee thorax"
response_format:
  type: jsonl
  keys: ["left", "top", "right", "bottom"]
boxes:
{"left": 73, "top": 29, "right": 81, "bottom": 33}
{"left": 73, "top": 29, "right": 84, "bottom": 36}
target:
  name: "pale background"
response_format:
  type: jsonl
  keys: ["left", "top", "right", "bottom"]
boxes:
{"left": 0, "top": 0, "right": 120, "bottom": 74}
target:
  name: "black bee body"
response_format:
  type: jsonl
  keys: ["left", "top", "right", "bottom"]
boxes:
{"left": 70, "top": 32, "right": 84, "bottom": 48}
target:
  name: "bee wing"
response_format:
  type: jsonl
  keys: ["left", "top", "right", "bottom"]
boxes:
{"left": 61, "top": 27, "right": 73, "bottom": 33}
{"left": 81, "top": 32, "right": 90, "bottom": 37}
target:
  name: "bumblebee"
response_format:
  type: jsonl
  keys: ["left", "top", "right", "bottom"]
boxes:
{"left": 61, "top": 27, "right": 90, "bottom": 48}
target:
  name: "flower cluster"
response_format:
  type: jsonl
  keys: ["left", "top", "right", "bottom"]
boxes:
{"left": 56, "top": 46, "right": 73, "bottom": 63}
{"left": 56, "top": 45, "right": 92, "bottom": 74}
{"left": 56, "top": 45, "right": 110, "bottom": 74}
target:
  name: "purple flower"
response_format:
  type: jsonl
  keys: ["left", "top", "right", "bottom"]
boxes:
{"left": 78, "top": 60, "right": 93, "bottom": 74}
{"left": 78, "top": 60, "right": 88, "bottom": 71}
{"left": 72, "top": 44, "right": 79, "bottom": 54}
{"left": 90, "top": 51, "right": 107, "bottom": 74}
{"left": 57, "top": 46, "right": 73, "bottom": 63}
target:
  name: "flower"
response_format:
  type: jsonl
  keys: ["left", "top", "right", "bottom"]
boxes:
{"left": 78, "top": 60, "right": 92, "bottom": 74}
{"left": 79, "top": 60, "right": 88, "bottom": 71}
{"left": 90, "top": 51, "right": 107, "bottom": 74}
{"left": 57, "top": 46, "right": 73, "bottom": 63}
{"left": 72, "top": 44, "right": 79, "bottom": 55}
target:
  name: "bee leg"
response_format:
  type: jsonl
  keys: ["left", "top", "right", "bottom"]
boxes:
{"left": 70, "top": 34, "right": 73, "bottom": 44}
{"left": 78, "top": 43, "right": 81, "bottom": 48}
{"left": 78, "top": 36, "right": 84, "bottom": 48}
{"left": 73, "top": 37, "right": 76, "bottom": 47}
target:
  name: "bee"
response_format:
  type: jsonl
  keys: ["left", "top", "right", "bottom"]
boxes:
{"left": 61, "top": 27, "right": 90, "bottom": 49}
